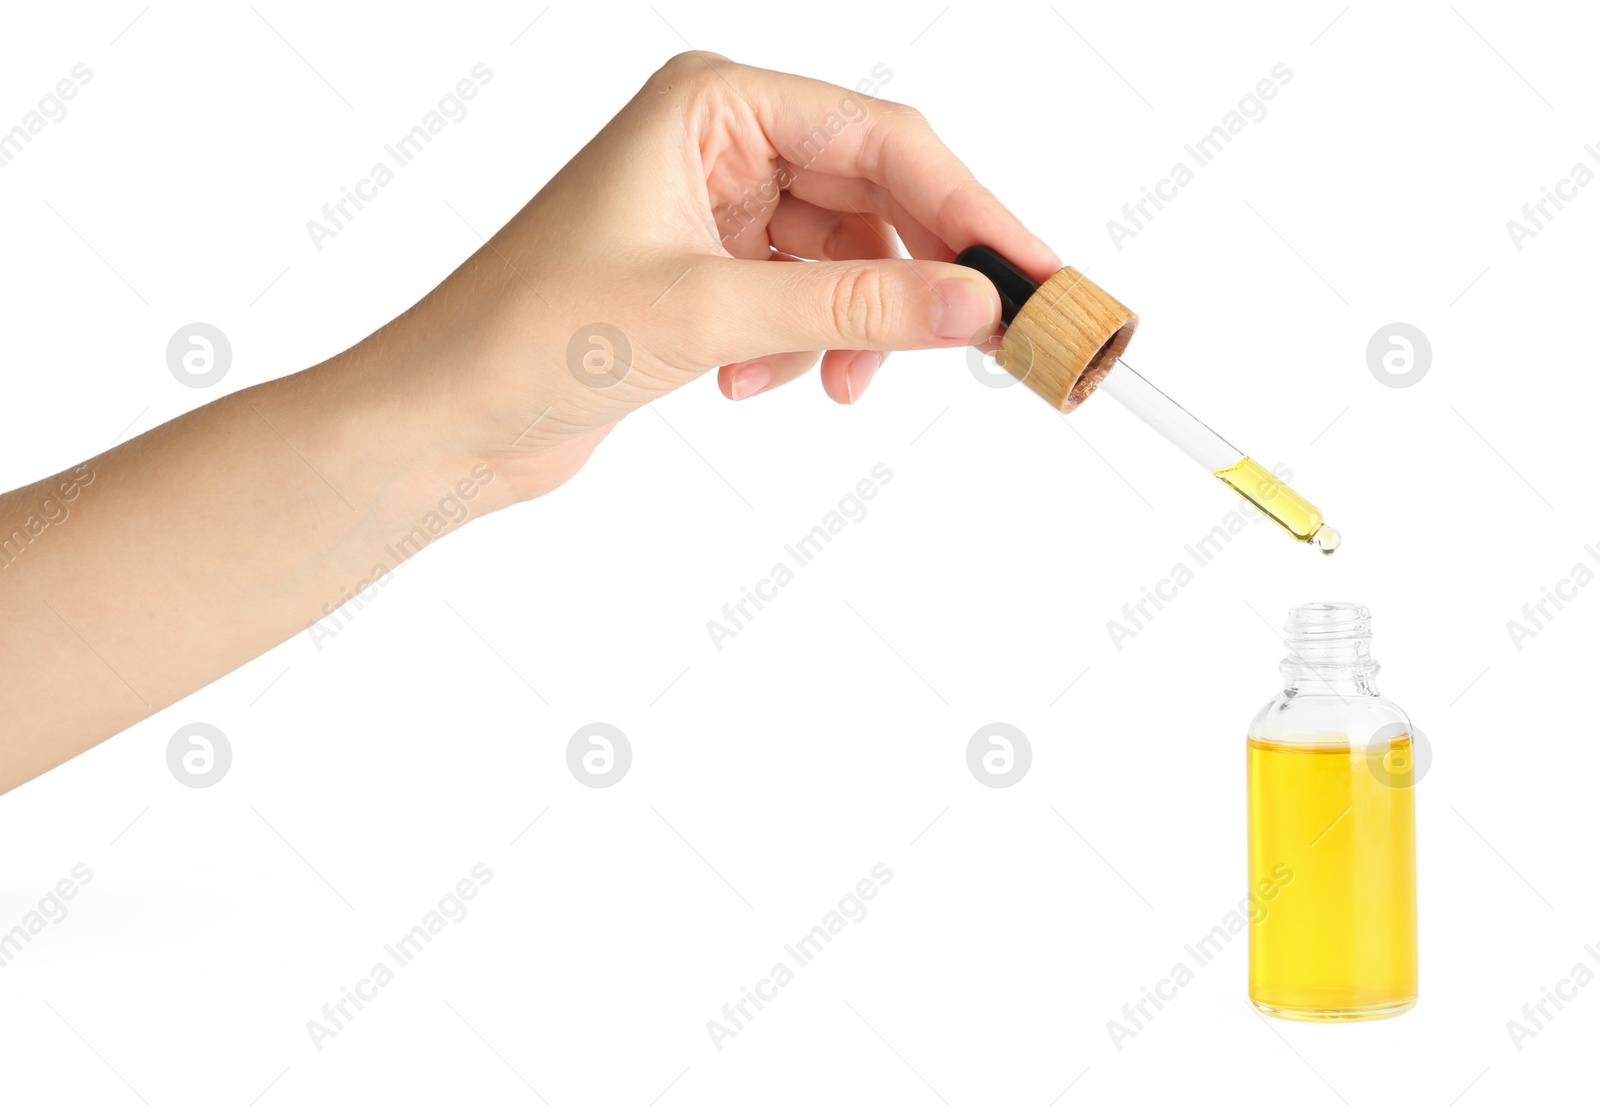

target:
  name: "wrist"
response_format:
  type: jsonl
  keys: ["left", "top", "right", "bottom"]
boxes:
{"left": 255, "top": 351, "right": 508, "bottom": 538}
{"left": 289, "top": 303, "right": 599, "bottom": 524}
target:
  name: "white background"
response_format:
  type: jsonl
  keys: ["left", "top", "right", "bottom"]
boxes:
{"left": 1, "top": 2, "right": 1595, "bottom": 1109}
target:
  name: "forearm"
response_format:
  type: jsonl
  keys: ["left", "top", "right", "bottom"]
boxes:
{"left": 0, "top": 51, "right": 1053, "bottom": 794}
{"left": 0, "top": 340, "right": 514, "bottom": 793}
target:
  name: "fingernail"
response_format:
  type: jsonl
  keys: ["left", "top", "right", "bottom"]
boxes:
{"left": 731, "top": 362, "right": 773, "bottom": 400}
{"left": 931, "top": 278, "right": 996, "bottom": 340}
{"left": 845, "top": 351, "right": 883, "bottom": 403}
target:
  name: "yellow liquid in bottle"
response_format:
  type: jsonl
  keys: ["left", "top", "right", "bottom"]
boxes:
{"left": 1247, "top": 736, "right": 1417, "bottom": 1020}
{"left": 1214, "top": 456, "right": 1340, "bottom": 553}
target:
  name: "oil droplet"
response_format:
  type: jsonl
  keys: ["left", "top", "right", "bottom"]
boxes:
{"left": 1312, "top": 525, "right": 1341, "bottom": 554}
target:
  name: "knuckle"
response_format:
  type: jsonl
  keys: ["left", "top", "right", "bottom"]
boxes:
{"left": 646, "top": 53, "right": 742, "bottom": 132}
{"left": 890, "top": 102, "right": 929, "bottom": 128}
{"left": 871, "top": 98, "right": 925, "bottom": 125}
{"left": 829, "top": 266, "right": 893, "bottom": 342}
{"left": 651, "top": 51, "right": 725, "bottom": 90}
{"left": 649, "top": 51, "right": 713, "bottom": 91}
{"left": 656, "top": 51, "right": 699, "bottom": 78}
{"left": 934, "top": 177, "right": 993, "bottom": 232}
{"left": 856, "top": 100, "right": 927, "bottom": 182}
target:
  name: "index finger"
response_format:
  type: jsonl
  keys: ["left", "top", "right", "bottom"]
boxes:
{"left": 737, "top": 64, "right": 1062, "bottom": 282}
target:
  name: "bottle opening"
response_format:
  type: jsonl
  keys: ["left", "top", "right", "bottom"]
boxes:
{"left": 1282, "top": 602, "right": 1378, "bottom": 686}
{"left": 1285, "top": 601, "right": 1370, "bottom": 639}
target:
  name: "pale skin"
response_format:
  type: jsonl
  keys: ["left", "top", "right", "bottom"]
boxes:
{"left": 0, "top": 53, "right": 1058, "bottom": 794}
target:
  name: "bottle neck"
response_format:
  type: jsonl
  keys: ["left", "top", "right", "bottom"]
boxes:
{"left": 1280, "top": 602, "right": 1380, "bottom": 697}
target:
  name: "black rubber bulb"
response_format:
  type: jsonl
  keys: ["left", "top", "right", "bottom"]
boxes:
{"left": 953, "top": 245, "right": 1040, "bottom": 328}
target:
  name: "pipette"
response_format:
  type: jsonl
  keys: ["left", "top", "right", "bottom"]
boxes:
{"left": 954, "top": 245, "right": 1339, "bottom": 554}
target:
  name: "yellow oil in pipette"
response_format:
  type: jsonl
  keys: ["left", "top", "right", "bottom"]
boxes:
{"left": 946, "top": 248, "right": 1346, "bottom": 555}
{"left": 1213, "top": 457, "right": 1341, "bottom": 554}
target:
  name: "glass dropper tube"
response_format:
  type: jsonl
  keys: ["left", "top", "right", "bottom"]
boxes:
{"left": 949, "top": 245, "right": 1340, "bottom": 553}
{"left": 1098, "top": 359, "right": 1341, "bottom": 554}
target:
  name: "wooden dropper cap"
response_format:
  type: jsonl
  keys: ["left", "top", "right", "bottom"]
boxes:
{"left": 955, "top": 246, "right": 1138, "bottom": 413}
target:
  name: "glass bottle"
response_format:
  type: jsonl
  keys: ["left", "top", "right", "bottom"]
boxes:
{"left": 1246, "top": 602, "right": 1418, "bottom": 1020}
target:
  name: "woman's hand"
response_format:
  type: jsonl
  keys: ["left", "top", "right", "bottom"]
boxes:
{"left": 0, "top": 53, "right": 1057, "bottom": 790}
{"left": 384, "top": 52, "right": 1060, "bottom": 503}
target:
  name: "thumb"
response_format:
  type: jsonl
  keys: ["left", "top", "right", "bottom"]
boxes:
{"left": 697, "top": 256, "right": 1001, "bottom": 367}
